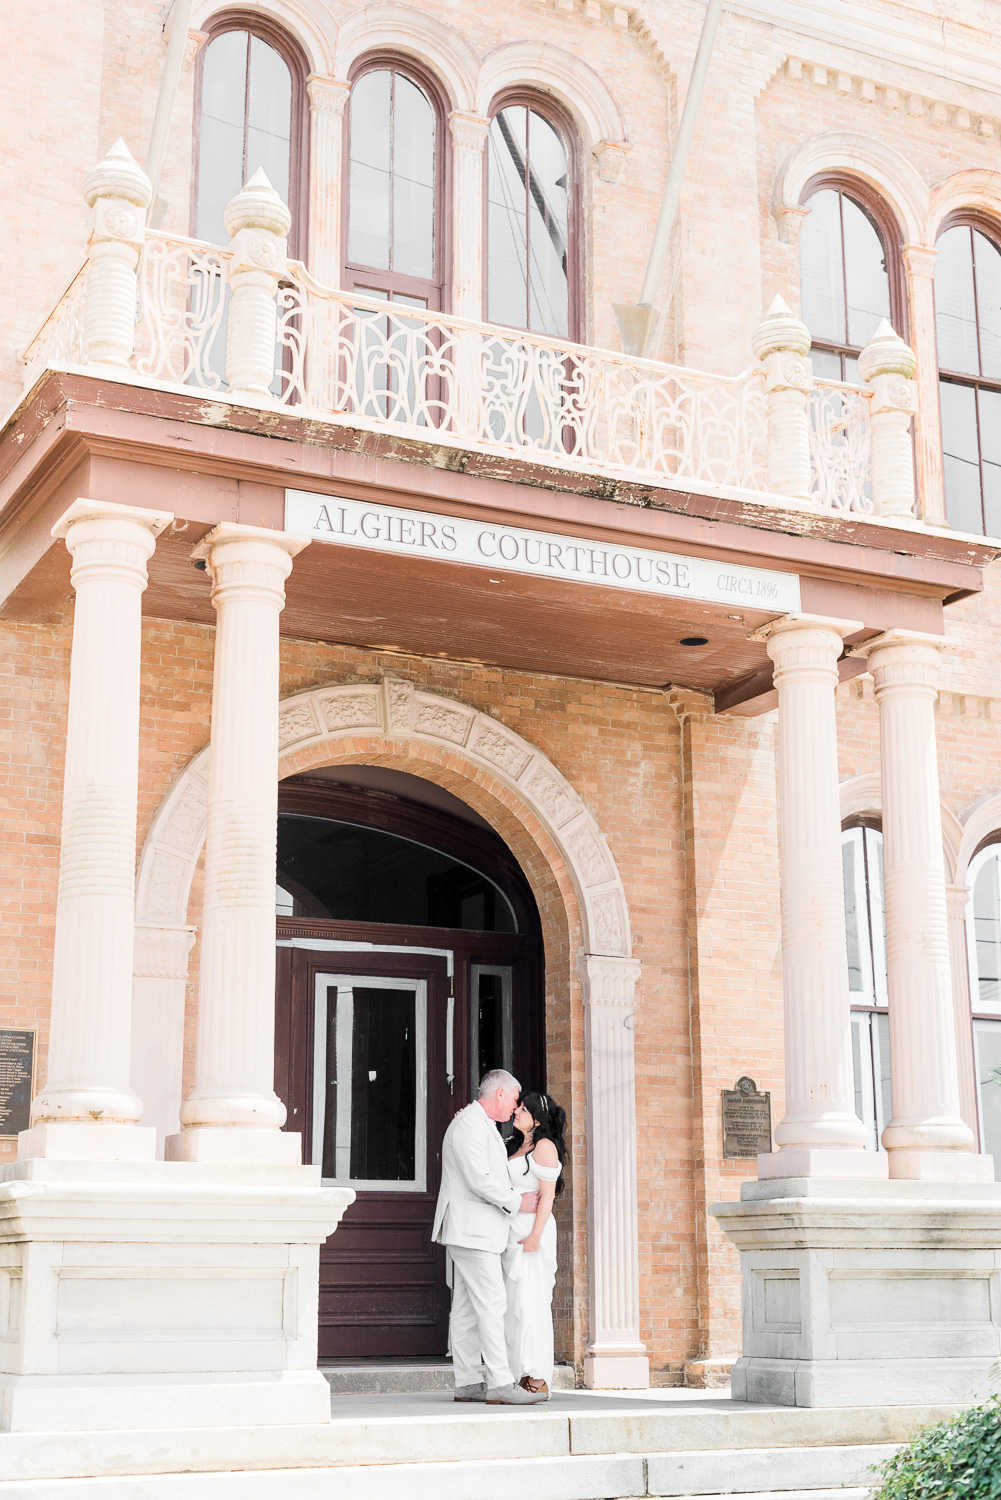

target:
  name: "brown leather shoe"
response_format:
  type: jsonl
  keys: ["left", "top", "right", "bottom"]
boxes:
{"left": 519, "top": 1375, "right": 549, "bottom": 1397}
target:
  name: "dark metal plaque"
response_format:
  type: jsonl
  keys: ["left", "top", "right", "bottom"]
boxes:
{"left": 0, "top": 1030, "right": 34, "bottom": 1136}
{"left": 722, "top": 1075, "right": 772, "bottom": 1159}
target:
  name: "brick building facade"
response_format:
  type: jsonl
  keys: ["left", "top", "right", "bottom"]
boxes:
{"left": 2, "top": 0, "right": 1001, "bottom": 1426}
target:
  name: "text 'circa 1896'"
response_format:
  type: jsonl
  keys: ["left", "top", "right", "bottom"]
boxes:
{"left": 284, "top": 491, "right": 801, "bottom": 612}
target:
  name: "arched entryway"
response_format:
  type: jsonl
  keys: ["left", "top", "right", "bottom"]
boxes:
{"left": 133, "top": 676, "right": 647, "bottom": 1385}
{"left": 275, "top": 766, "right": 545, "bottom": 1357}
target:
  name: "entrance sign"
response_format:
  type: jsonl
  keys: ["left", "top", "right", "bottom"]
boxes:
{"left": 721, "top": 1075, "right": 772, "bottom": 1159}
{"left": 0, "top": 1029, "right": 34, "bottom": 1136}
{"left": 285, "top": 490, "right": 802, "bottom": 612}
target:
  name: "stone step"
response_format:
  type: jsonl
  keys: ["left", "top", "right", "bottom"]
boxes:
{"left": 321, "top": 1360, "right": 576, "bottom": 1393}
{"left": 646, "top": 1444, "right": 895, "bottom": 1495}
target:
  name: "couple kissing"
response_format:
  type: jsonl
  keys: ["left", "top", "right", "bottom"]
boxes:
{"left": 431, "top": 1069, "right": 567, "bottom": 1404}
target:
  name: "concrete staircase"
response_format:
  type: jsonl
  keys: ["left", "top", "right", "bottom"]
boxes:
{"left": 0, "top": 1390, "right": 948, "bottom": 1498}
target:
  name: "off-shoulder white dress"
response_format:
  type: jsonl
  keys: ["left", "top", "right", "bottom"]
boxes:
{"left": 502, "top": 1150, "right": 563, "bottom": 1386}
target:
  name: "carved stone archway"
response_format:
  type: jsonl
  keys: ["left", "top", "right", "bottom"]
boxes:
{"left": 133, "top": 675, "right": 648, "bottom": 1386}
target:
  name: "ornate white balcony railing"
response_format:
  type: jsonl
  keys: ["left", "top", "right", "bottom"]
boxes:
{"left": 20, "top": 149, "right": 920, "bottom": 522}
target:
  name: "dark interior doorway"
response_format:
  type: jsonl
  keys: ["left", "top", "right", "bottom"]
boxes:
{"left": 273, "top": 769, "right": 545, "bottom": 1359}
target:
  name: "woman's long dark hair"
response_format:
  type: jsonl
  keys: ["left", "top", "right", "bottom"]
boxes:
{"left": 506, "top": 1090, "right": 568, "bottom": 1198}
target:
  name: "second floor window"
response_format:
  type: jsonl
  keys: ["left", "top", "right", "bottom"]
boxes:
{"left": 487, "top": 100, "right": 574, "bottom": 339}
{"left": 799, "top": 184, "right": 896, "bottom": 382}
{"left": 194, "top": 18, "right": 306, "bottom": 253}
{"left": 935, "top": 222, "right": 1001, "bottom": 537}
{"left": 345, "top": 62, "right": 443, "bottom": 308}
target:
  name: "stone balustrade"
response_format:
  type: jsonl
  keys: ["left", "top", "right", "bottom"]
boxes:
{"left": 21, "top": 142, "right": 922, "bottom": 522}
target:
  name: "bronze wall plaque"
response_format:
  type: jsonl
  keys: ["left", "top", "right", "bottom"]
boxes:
{"left": 0, "top": 1029, "right": 34, "bottom": 1136}
{"left": 721, "top": 1075, "right": 772, "bottom": 1159}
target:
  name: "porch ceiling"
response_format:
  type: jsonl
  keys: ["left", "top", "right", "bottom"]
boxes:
{"left": 2, "top": 372, "right": 998, "bottom": 710}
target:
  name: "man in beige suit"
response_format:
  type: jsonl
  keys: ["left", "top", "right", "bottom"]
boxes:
{"left": 433, "top": 1069, "right": 545, "bottom": 1404}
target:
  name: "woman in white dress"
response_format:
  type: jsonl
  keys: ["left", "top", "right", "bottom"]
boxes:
{"left": 502, "top": 1090, "right": 567, "bottom": 1399}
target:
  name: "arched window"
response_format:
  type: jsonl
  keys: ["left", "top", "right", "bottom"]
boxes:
{"left": 934, "top": 220, "right": 1001, "bottom": 536}
{"left": 799, "top": 181, "right": 901, "bottom": 382}
{"left": 486, "top": 96, "right": 576, "bottom": 339}
{"left": 965, "top": 842, "right": 1001, "bottom": 1175}
{"left": 842, "top": 821, "right": 891, "bottom": 1148}
{"left": 194, "top": 15, "right": 308, "bottom": 253}
{"left": 343, "top": 59, "right": 446, "bottom": 308}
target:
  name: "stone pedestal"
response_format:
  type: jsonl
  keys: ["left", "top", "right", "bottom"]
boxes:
{"left": 0, "top": 1159, "right": 352, "bottom": 1433}
{"left": 712, "top": 1177, "right": 1001, "bottom": 1407}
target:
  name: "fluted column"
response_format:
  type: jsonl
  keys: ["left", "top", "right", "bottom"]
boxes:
{"left": 859, "top": 631, "right": 992, "bottom": 1181}
{"left": 306, "top": 75, "right": 350, "bottom": 287}
{"left": 449, "top": 112, "right": 490, "bottom": 319}
{"left": 21, "top": 500, "right": 171, "bottom": 1162}
{"left": 946, "top": 882, "right": 980, "bottom": 1140}
{"left": 167, "top": 525, "right": 306, "bottom": 1164}
{"left": 858, "top": 322, "right": 918, "bottom": 519}
{"left": 752, "top": 297, "right": 814, "bottom": 503}
{"left": 902, "top": 244, "right": 946, "bottom": 526}
{"left": 82, "top": 140, "right": 151, "bottom": 367}
{"left": 757, "top": 615, "right": 885, "bottom": 1179}
{"left": 582, "top": 954, "right": 649, "bottom": 1389}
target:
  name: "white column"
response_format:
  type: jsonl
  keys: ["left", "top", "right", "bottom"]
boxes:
{"left": 131, "top": 923, "right": 196, "bottom": 1155}
{"left": 168, "top": 525, "right": 306, "bottom": 1164}
{"left": 21, "top": 500, "right": 171, "bottom": 1162}
{"left": 858, "top": 322, "right": 918, "bottom": 519}
{"left": 582, "top": 954, "right": 649, "bottom": 1389}
{"left": 449, "top": 112, "right": 490, "bottom": 320}
{"left": 860, "top": 631, "right": 992, "bottom": 1180}
{"left": 902, "top": 244, "right": 947, "bottom": 526}
{"left": 224, "top": 172, "right": 290, "bottom": 403}
{"left": 752, "top": 297, "right": 814, "bottom": 504}
{"left": 306, "top": 75, "right": 350, "bottom": 287}
{"left": 946, "top": 883, "right": 981, "bottom": 1140}
{"left": 757, "top": 615, "right": 885, "bottom": 1180}
{"left": 82, "top": 140, "right": 152, "bottom": 367}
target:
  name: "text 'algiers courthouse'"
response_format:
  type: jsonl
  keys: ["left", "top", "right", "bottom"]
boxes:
{"left": 3, "top": 0, "right": 1001, "bottom": 1492}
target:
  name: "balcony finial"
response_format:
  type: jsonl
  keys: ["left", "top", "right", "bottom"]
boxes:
{"left": 752, "top": 296, "right": 814, "bottom": 504}
{"left": 222, "top": 171, "right": 291, "bottom": 404}
{"left": 81, "top": 140, "right": 152, "bottom": 368}
{"left": 859, "top": 322, "right": 917, "bottom": 519}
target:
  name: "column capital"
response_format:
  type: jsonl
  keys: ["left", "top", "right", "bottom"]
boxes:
{"left": 448, "top": 110, "right": 490, "bottom": 151}
{"left": 754, "top": 614, "right": 863, "bottom": 682}
{"left": 52, "top": 499, "right": 173, "bottom": 587}
{"left": 53, "top": 497, "right": 173, "bottom": 543}
{"left": 753, "top": 612, "right": 863, "bottom": 647}
{"left": 854, "top": 628, "right": 945, "bottom": 697}
{"left": 581, "top": 953, "right": 641, "bottom": 1008}
{"left": 306, "top": 74, "right": 351, "bottom": 116}
{"left": 901, "top": 242, "right": 938, "bottom": 279}
{"left": 193, "top": 524, "right": 308, "bottom": 603}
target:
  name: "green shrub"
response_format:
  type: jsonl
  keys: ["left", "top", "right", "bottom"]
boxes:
{"left": 871, "top": 1397, "right": 1001, "bottom": 1500}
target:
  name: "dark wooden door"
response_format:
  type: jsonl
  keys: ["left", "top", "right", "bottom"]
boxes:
{"left": 274, "top": 926, "right": 543, "bottom": 1359}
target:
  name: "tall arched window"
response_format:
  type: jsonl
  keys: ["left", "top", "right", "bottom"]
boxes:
{"left": 799, "top": 181, "right": 901, "bottom": 382}
{"left": 965, "top": 842, "right": 1001, "bottom": 1175}
{"left": 934, "top": 220, "right": 1001, "bottom": 536}
{"left": 194, "top": 15, "right": 308, "bottom": 254}
{"left": 486, "top": 96, "right": 576, "bottom": 339}
{"left": 343, "top": 59, "right": 446, "bottom": 309}
{"left": 842, "top": 821, "right": 891, "bottom": 1149}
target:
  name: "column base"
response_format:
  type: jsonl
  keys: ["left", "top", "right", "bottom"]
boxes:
{"left": 757, "top": 1146, "right": 889, "bottom": 1179}
{"left": 888, "top": 1148, "right": 995, "bottom": 1182}
{"left": 165, "top": 1127, "right": 302, "bottom": 1165}
{"left": 17, "top": 1121, "right": 156, "bottom": 1162}
{"left": 0, "top": 1370, "right": 332, "bottom": 1434}
{"left": 583, "top": 1350, "right": 650, "bottom": 1389}
{"left": 0, "top": 1159, "right": 353, "bottom": 1433}
{"left": 712, "top": 1177, "right": 1001, "bottom": 1407}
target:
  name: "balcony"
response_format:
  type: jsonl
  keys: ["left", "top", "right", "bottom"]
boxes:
{"left": 20, "top": 155, "right": 913, "bottom": 528}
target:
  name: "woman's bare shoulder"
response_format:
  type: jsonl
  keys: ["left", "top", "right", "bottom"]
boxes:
{"left": 532, "top": 1137, "right": 559, "bottom": 1166}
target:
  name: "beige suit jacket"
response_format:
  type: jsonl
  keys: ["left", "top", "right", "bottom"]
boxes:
{"left": 432, "top": 1101, "right": 523, "bottom": 1253}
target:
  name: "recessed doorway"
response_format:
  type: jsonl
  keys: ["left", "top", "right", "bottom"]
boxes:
{"left": 274, "top": 768, "right": 545, "bottom": 1359}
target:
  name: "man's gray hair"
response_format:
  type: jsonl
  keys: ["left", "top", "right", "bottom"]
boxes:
{"left": 478, "top": 1068, "right": 519, "bottom": 1099}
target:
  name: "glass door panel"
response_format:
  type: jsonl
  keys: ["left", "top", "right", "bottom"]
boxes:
{"left": 470, "top": 964, "right": 513, "bottom": 1082}
{"left": 312, "top": 973, "right": 427, "bottom": 1191}
{"left": 974, "top": 1018, "right": 1001, "bottom": 1178}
